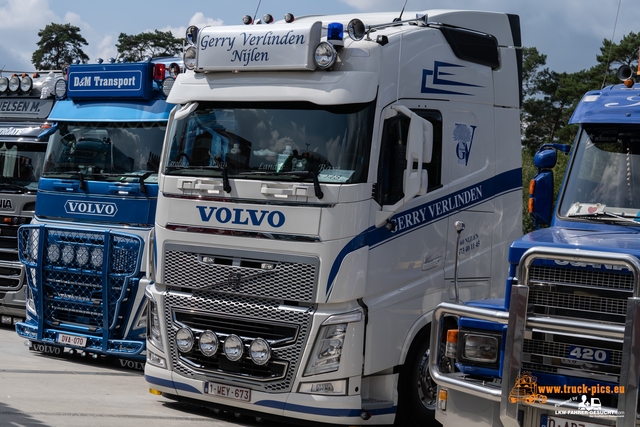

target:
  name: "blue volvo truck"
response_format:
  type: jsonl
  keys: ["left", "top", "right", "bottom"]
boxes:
{"left": 15, "top": 58, "right": 181, "bottom": 362}
{"left": 430, "top": 69, "right": 640, "bottom": 427}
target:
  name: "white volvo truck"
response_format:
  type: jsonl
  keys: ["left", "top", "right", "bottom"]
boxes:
{"left": 145, "top": 9, "right": 523, "bottom": 426}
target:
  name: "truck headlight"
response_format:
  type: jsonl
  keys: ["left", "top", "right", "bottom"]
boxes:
{"left": 457, "top": 328, "right": 502, "bottom": 368}
{"left": 463, "top": 334, "right": 498, "bottom": 363}
{"left": 304, "top": 310, "right": 362, "bottom": 376}
{"left": 145, "top": 285, "right": 163, "bottom": 350}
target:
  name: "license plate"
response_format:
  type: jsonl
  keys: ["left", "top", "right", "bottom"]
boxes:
{"left": 56, "top": 333, "right": 87, "bottom": 348}
{"left": 545, "top": 415, "right": 610, "bottom": 427}
{"left": 204, "top": 381, "right": 251, "bottom": 402}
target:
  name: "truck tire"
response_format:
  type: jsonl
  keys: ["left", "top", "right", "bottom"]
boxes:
{"left": 397, "top": 324, "right": 452, "bottom": 426}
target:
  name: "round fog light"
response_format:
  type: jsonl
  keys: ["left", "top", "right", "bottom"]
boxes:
{"left": 162, "top": 77, "right": 175, "bottom": 97}
{"left": 176, "top": 327, "right": 194, "bottom": 353}
{"left": 76, "top": 246, "right": 90, "bottom": 266}
{"left": 61, "top": 244, "right": 74, "bottom": 265}
{"left": 47, "top": 244, "right": 61, "bottom": 263}
{"left": 199, "top": 330, "right": 219, "bottom": 357}
{"left": 223, "top": 334, "right": 243, "bottom": 361}
{"left": 54, "top": 79, "right": 67, "bottom": 98}
{"left": 184, "top": 46, "right": 197, "bottom": 70}
{"left": 249, "top": 338, "right": 271, "bottom": 365}
{"left": 314, "top": 42, "right": 337, "bottom": 69}
{"left": 8, "top": 76, "right": 20, "bottom": 92}
{"left": 91, "top": 247, "right": 103, "bottom": 268}
{"left": 20, "top": 75, "right": 33, "bottom": 92}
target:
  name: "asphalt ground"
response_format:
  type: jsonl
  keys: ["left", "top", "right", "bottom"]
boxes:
{"left": 0, "top": 323, "right": 272, "bottom": 427}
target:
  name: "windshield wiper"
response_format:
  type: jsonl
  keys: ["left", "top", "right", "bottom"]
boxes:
{"left": 43, "top": 171, "right": 85, "bottom": 191}
{"left": 567, "top": 210, "right": 640, "bottom": 225}
{"left": 242, "top": 171, "right": 324, "bottom": 199}
{"left": 0, "top": 183, "right": 32, "bottom": 193}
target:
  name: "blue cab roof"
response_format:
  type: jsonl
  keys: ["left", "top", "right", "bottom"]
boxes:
{"left": 570, "top": 83, "right": 640, "bottom": 124}
{"left": 48, "top": 57, "right": 181, "bottom": 122}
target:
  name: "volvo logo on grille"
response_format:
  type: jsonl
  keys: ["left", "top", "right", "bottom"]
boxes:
{"left": 64, "top": 200, "right": 118, "bottom": 217}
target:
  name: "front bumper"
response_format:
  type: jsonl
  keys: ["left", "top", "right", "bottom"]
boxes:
{"left": 145, "top": 363, "right": 395, "bottom": 425}
{"left": 16, "top": 321, "right": 145, "bottom": 359}
{"left": 430, "top": 247, "right": 640, "bottom": 427}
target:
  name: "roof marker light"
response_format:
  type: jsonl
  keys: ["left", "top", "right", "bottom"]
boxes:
{"left": 96, "top": 58, "right": 103, "bottom": 64}
{"left": 0, "top": 77, "right": 8, "bottom": 93}
{"left": 108, "top": 57, "right": 116, "bottom": 64}
{"left": 186, "top": 26, "right": 198, "bottom": 45}
{"left": 144, "top": 55, "right": 152, "bottom": 63}
{"left": 242, "top": 15, "right": 253, "bottom": 25}
{"left": 263, "top": 14, "right": 274, "bottom": 24}
{"left": 284, "top": 13, "right": 295, "bottom": 23}
{"left": 328, "top": 23, "right": 344, "bottom": 46}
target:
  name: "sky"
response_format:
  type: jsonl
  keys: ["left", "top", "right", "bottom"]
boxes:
{"left": 0, "top": 0, "right": 637, "bottom": 75}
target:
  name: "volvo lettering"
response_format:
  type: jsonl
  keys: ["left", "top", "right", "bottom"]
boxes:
{"left": 146, "top": 9, "right": 523, "bottom": 426}
{"left": 16, "top": 58, "right": 182, "bottom": 364}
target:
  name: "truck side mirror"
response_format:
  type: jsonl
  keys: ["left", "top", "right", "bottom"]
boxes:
{"left": 529, "top": 170, "right": 554, "bottom": 226}
{"left": 528, "top": 144, "right": 571, "bottom": 227}
{"left": 533, "top": 149, "right": 556, "bottom": 169}
{"left": 376, "top": 106, "right": 433, "bottom": 227}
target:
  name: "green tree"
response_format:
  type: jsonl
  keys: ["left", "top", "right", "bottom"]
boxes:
{"left": 597, "top": 31, "right": 640, "bottom": 86}
{"left": 116, "top": 30, "right": 183, "bottom": 62}
{"left": 32, "top": 23, "right": 89, "bottom": 70}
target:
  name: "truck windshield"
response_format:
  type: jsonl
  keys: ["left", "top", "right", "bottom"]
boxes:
{"left": 164, "top": 101, "right": 375, "bottom": 184}
{"left": 0, "top": 141, "right": 46, "bottom": 192}
{"left": 43, "top": 122, "right": 165, "bottom": 182}
{"left": 560, "top": 124, "right": 640, "bottom": 219}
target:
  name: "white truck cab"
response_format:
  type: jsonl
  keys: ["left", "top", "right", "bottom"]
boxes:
{"left": 145, "top": 9, "right": 523, "bottom": 425}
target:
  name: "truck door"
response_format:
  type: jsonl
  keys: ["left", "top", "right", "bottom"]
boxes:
{"left": 366, "top": 107, "right": 445, "bottom": 367}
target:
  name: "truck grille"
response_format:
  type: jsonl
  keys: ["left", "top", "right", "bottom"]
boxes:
{"left": 165, "top": 290, "right": 314, "bottom": 392}
{"left": 19, "top": 225, "right": 142, "bottom": 334}
{"left": 163, "top": 244, "right": 318, "bottom": 303}
{"left": 523, "top": 264, "right": 632, "bottom": 381}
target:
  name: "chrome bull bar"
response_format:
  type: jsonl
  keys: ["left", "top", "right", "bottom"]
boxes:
{"left": 430, "top": 247, "right": 640, "bottom": 427}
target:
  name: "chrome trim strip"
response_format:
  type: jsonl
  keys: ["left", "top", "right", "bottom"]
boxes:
{"left": 162, "top": 193, "right": 335, "bottom": 208}
{"left": 165, "top": 223, "right": 322, "bottom": 242}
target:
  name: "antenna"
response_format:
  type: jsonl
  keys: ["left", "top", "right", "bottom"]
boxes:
{"left": 395, "top": 0, "right": 408, "bottom": 22}
{"left": 601, "top": 0, "right": 623, "bottom": 89}
{"left": 252, "top": 0, "right": 262, "bottom": 24}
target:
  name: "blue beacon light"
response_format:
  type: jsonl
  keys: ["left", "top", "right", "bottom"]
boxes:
{"left": 328, "top": 23, "right": 344, "bottom": 46}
